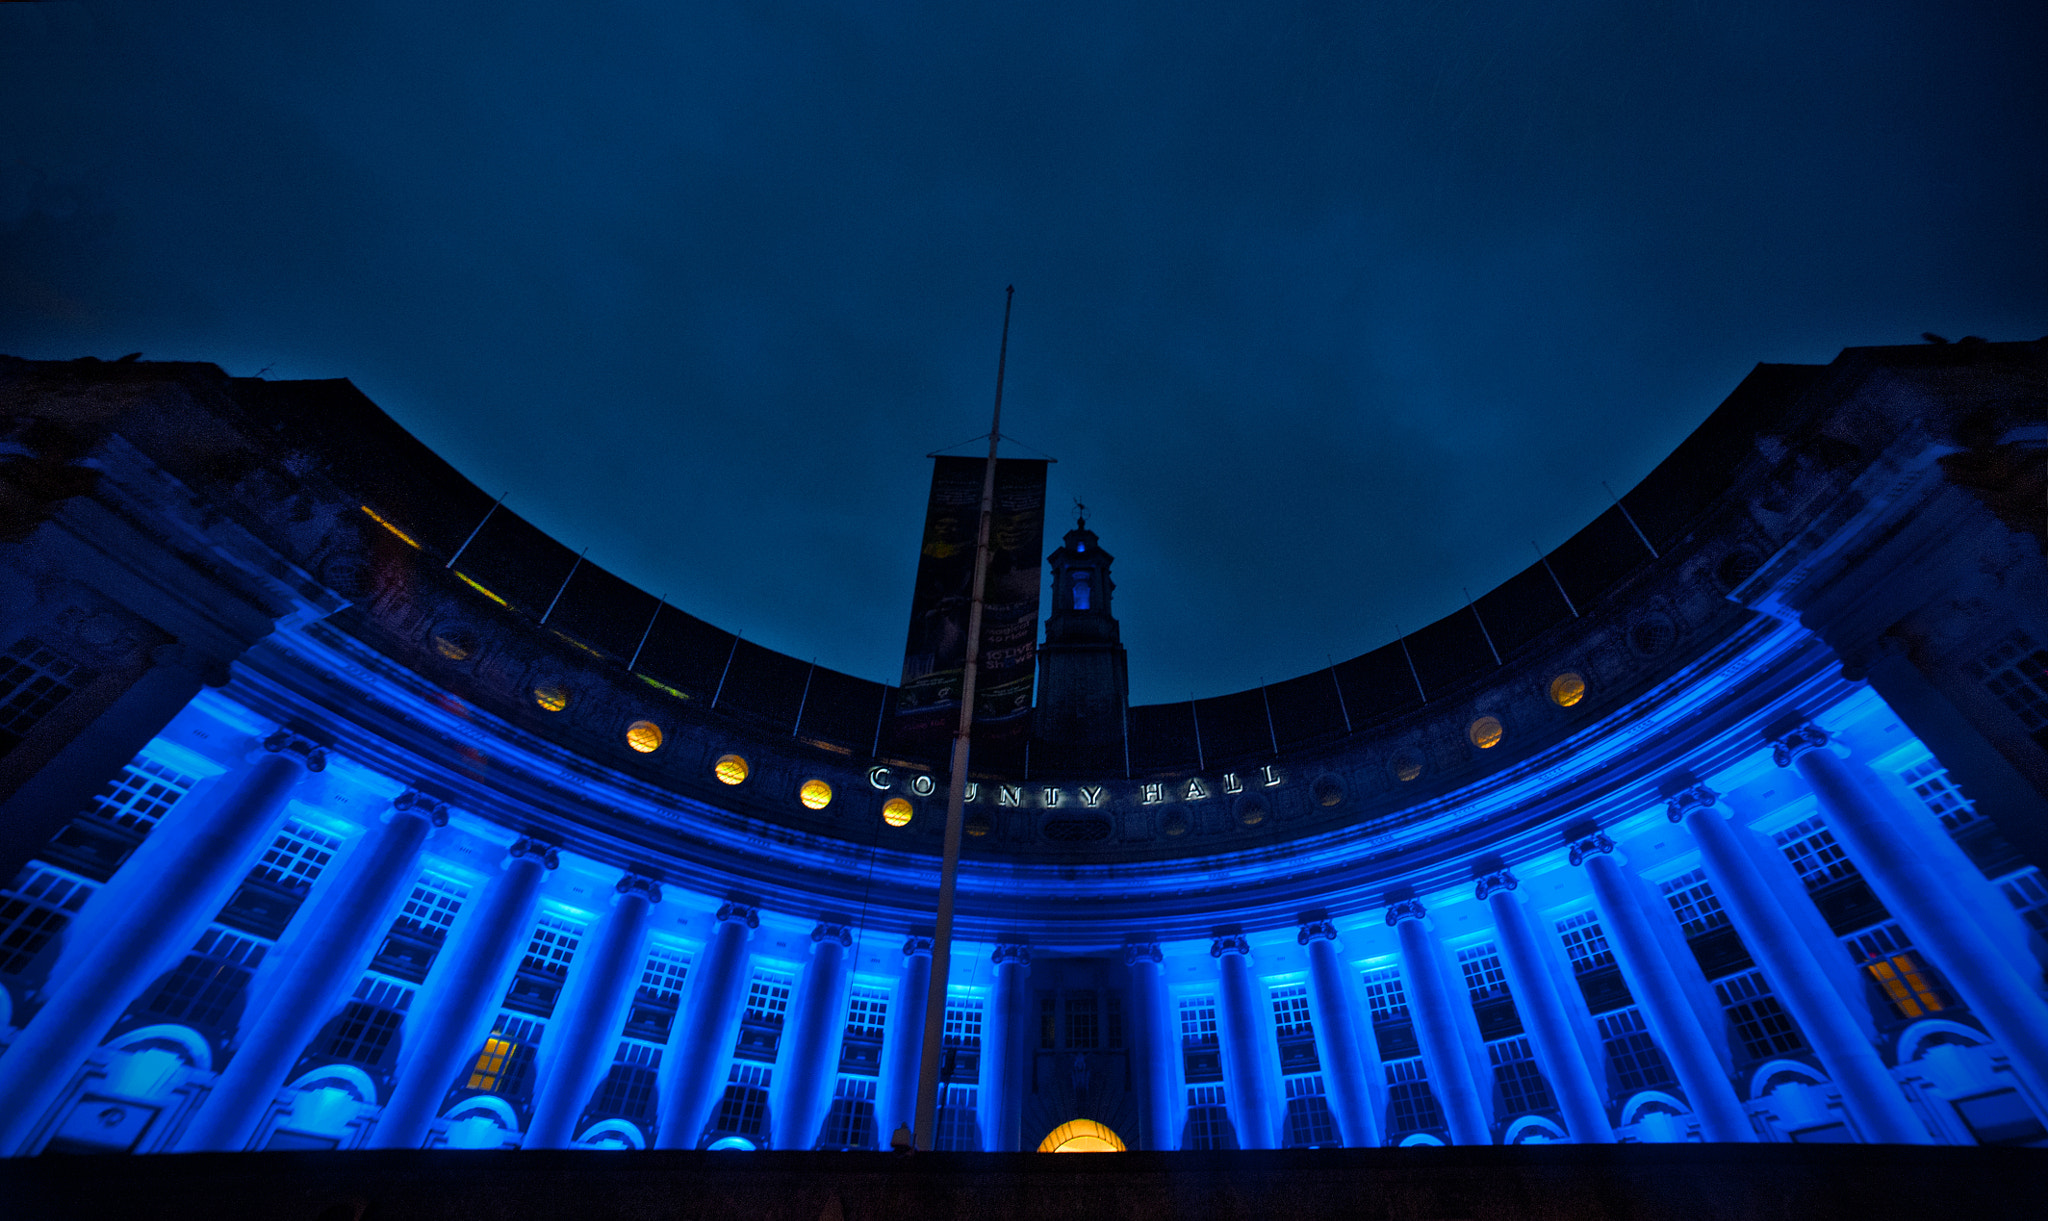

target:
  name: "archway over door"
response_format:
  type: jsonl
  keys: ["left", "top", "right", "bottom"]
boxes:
{"left": 1036, "top": 1119, "right": 1127, "bottom": 1152}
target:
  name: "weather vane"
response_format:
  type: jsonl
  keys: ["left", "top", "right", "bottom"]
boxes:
{"left": 1074, "top": 497, "right": 1087, "bottom": 528}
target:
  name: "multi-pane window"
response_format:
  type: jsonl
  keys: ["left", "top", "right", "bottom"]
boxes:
{"left": 1774, "top": 818, "right": 1858, "bottom": 890}
{"left": 639, "top": 944, "right": 691, "bottom": 1003}
{"left": 590, "top": 1042, "right": 662, "bottom": 1122}
{"left": 1457, "top": 944, "right": 1510, "bottom": 1001}
{"left": 1282, "top": 1075, "right": 1339, "bottom": 1147}
{"left": 1846, "top": 924, "right": 1949, "bottom": 1019}
{"left": 1271, "top": 984, "right": 1314, "bottom": 1037}
{"left": 1597, "top": 1008, "right": 1675, "bottom": 1093}
{"left": 87, "top": 758, "right": 199, "bottom": 836}
{"left": 713, "top": 1063, "right": 772, "bottom": 1139}
{"left": 818, "top": 1077, "right": 878, "bottom": 1149}
{"left": 1899, "top": 760, "right": 1982, "bottom": 833}
{"left": 250, "top": 819, "right": 344, "bottom": 893}
{"left": 745, "top": 970, "right": 793, "bottom": 1026}
{"left": 1661, "top": 870, "right": 1729, "bottom": 936}
{"left": 466, "top": 1015, "right": 543, "bottom": 1092}
{"left": 1488, "top": 1037, "right": 1556, "bottom": 1116}
{"left": 1385, "top": 1059, "right": 1445, "bottom": 1136}
{"left": 142, "top": 926, "right": 267, "bottom": 1028}
{"left": 944, "top": 996, "right": 984, "bottom": 1047}
{"left": 1179, "top": 995, "right": 1219, "bottom": 1046}
{"left": 522, "top": 914, "right": 584, "bottom": 977}
{"left": 0, "top": 638, "right": 84, "bottom": 756}
{"left": 845, "top": 986, "right": 889, "bottom": 1040}
{"left": 1714, "top": 970, "right": 1803, "bottom": 1060}
{"left": 322, "top": 978, "right": 414, "bottom": 1067}
{"left": 0, "top": 866, "right": 93, "bottom": 975}
{"left": 395, "top": 874, "right": 467, "bottom": 938}
{"left": 2002, "top": 869, "right": 2048, "bottom": 937}
{"left": 1065, "top": 992, "right": 1099, "bottom": 1049}
{"left": 1556, "top": 910, "right": 1615, "bottom": 974}
{"left": 1969, "top": 632, "right": 2048, "bottom": 731}
{"left": 1362, "top": 967, "right": 1408, "bottom": 1021}
{"left": 1184, "top": 1084, "right": 1234, "bottom": 1150}
{"left": 935, "top": 1085, "right": 980, "bottom": 1151}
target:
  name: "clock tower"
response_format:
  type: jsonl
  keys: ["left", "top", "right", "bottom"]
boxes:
{"left": 1034, "top": 511, "right": 1129, "bottom": 748}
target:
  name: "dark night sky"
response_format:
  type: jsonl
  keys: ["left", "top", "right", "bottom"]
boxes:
{"left": 4, "top": 2, "right": 2044, "bottom": 704}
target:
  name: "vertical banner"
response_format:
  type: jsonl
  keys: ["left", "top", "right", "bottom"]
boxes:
{"left": 893, "top": 457, "right": 1049, "bottom": 765}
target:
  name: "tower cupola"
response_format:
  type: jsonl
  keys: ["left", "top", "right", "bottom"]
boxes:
{"left": 1035, "top": 509, "right": 1129, "bottom": 747}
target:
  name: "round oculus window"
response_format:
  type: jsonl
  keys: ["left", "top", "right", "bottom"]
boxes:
{"left": 882, "top": 797, "right": 913, "bottom": 827}
{"left": 625, "top": 720, "right": 663, "bottom": 753}
{"left": 799, "top": 779, "right": 833, "bottom": 810}
{"left": 1469, "top": 716, "right": 1504, "bottom": 749}
{"left": 1548, "top": 671, "right": 1586, "bottom": 708}
{"left": 532, "top": 683, "right": 570, "bottom": 712}
{"left": 713, "top": 754, "right": 749, "bottom": 785}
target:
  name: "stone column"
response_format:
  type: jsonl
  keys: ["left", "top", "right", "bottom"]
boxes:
{"left": 177, "top": 791, "right": 447, "bottom": 1152}
{"left": 1667, "top": 782, "right": 1931, "bottom": 1144}
{"left": 1211, "top": 933, "right": 1280, "bottom": 1149}
{"left": 773, "top": 922, "right": 852, "bottom": 1150}
{"left": 1298, "top": 919, "right": 1380, "bottom": 1149}
{"left": 0, "top": 730, "right": 322, "bottom": 1156}
{"left": 978, "top": 942, "right": 1030, "bottom": 1152}
{"left": 1387, "top": 899, "right": 1491, "bottom": 1146}
{"left": 1125, "top": 942, "right": 1180, "bottom": 1151}
{"left": 524, "top": 873, "right": 661, "bottom": 1148}
{"left": 1569, "top": 830, "right": 1753, "bottom": 1141}
{"left": 656, "top": 901, "right": 757, "bottom": 1150}
{"left": 368, "top": 837, "right": 555, "bottom": 1148}
{"left": 1774, "top": 721, "right": 2048, "bottom": 1106}
{"left": 1477, "top": 869, "right": 1615, "bottom": 1144}
{"left": 879, "top": 936, "right": 931, "bottom": 1147}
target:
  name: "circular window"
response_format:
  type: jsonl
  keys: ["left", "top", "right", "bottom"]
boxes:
{"left": 1548, "top": 671, "right": 1586, "bottom": 708}
{"left": 1236, "top": 797, "right": 1268, "bottom": 827}
{"left": 1469, "top": 716, "right": 1504, "bottom": 750}
{"left": 1160, "top": 807, "right": 1191, "bottom": 837}
{"left": 1628, "top": 614, "right": 1677, "bottom": 657}
{"left": 624, "top": 720, "right": 663, "bottom": 753}
{"left": 799, "top": 779, "right": 833, "bottom": 810}
{"left": 1392, "top": 752, "right": 1424, "bottom": 783}
{"left": 1312, "top": 774, "right": 1345, "bottom": 808}
{"left": 882, "top": 797, "right": 913, "bottom": 827}
{"left": 964, "top": 811, "right": 992, "bottom": 838}
{"left": 1043, "top": 817, "right": 1113, "bottom": 842}
{"left": 532, "top": 683, "right": 570, "bottom": 713}
{"left": 713, "top": 754, "right": 749, "bottom": 785}
{"left": 432, "top": 627, "right": 479, "bottom": 661}
{"left": 1716, "top": 548, "right": 1763, "bottom": 591}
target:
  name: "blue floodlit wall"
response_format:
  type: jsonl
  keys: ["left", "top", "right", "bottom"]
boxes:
{"left": 0, "top": 341, "right": 2043, "bottom": 1155}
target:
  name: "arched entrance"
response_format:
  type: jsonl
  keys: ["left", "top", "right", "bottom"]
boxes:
{"left": 1036, "top": 1119, "right": 1127, "bottom": 1152}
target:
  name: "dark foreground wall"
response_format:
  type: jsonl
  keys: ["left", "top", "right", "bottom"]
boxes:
{"left": 6, "top": 1147, "right": 2048, "bottom": 1221}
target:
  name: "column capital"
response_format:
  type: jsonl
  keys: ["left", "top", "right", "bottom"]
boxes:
{"left": 390, "top": 790, "right": 450, "bottom": 827}
{"left": 715, "top": 901, "right": 761, "bottom": 929}
{"left": 1567, "top": 831, "right": 1617, "bottom": 866}
{"left": 616, "top": 873, "right": 663, "bottom": 904}
{"left": 1474, "top": 869, "right": 1519, "bottom": 902}
{"left": 992, "top": 942, "right": 1031, "bottom": 966}
{"left": 1296, "top": 919, "right": 1339, "bottom": 946}
{"left": 812, "top": 922, "right": 853, "bottom": 947}
{"left": 261, "top": 729, "right": 328, "bottom": 773}
{"left": 508, "top": 837, "right": 560, "bottom": 869}
{"left": 902, "top": 934, "right": 933, "bottom": 958}
{"left": 1384, "top": 898, "right": 1427, "bottom": 927}
{"left": 1770, "top": 721, "right": 1830, "bottom": 767}
{"left": 1210, "top": 933, "right": 1250, "bottom": 958}
{"left": 1124, "top": 941, "right": 1163, "bottom": 965}
{"left": 1665, "top": 782, "right": 1719, "bottom": 822}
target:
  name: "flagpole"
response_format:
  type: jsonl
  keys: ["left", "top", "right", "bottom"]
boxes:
{"left": 912, "top": 285, "right": 1013, "bottom": 1150}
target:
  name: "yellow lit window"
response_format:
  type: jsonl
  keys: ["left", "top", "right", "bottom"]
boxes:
{"left": 1037, "top": 1118, "right": 1127, "bottom": 1152}
{"left": 433, "top": 633, "right": 473, "bottom": 662}
{"left": 1550, "top": 672, "right": 1587, "bottom": 707}
{"left": 625, "top": 720, "right": 663, "bottom": 753}
{"left": 714, "top": 754, "right": 749, "bottom": 785}
{"left": 799, "top": 779, "right": 833, "bottom": 810}
{"left": 1867, "top": 954, "right": 1945, "bottom": 1018}
{"left": 882, "top": 797, "right": 913, "bottom": 827}
{"left": 1469, "top": 716, "right": 1504, "bottom": 749}
{"left": 467, "top": 1036, "right": 515, "bottom": 1091}
{"left": 533, "top": 684, "right": 569, "bottom": 712}
{"left": 1395, "top": 757, "right": 1423, "bottom": 783}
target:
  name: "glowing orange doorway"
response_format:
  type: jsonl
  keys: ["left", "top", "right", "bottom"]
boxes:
{"left": 1036, "top": 1119, "right": 1127, "bottom": 1152}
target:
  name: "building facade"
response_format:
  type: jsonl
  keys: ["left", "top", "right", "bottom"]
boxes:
{"left": 0, "top": 340, "right": 2043, "bottom": 1155}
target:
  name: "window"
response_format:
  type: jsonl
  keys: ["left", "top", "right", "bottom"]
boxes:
{"left": 1774, "top": 818, "right": 1858, "bottom": 890}
{"left": 87, "top": 757, "right": 199, "bottom": 836}
{"left": 1362, "top": 967, "right": 1409, "bottom": 1021}
{"left": 1385, "top": 1058, "right": 1445, "bottom": 1136}
{"left": 1556, "top": 911, "right": 1615, "bottom": 974}
{"left": 744, "top": 970, "right": 793, "bottom": 1026}
{"left": 250, "top": 819, "right": 345, "bottom": 894}
{"left": 943, "top": 996, "right": 984, "bottom": 1048}
{"left": 1179, "top": 995, "right": 1219, "bottom": 1047}
{"left": 1713, "top": 970, "right": 1803, "bottom": 1060}
{"left": 1184, "top": 1084, "right": 1236, "bottom": 1150}
{"left": 818, "top": 1077, "right": 878, "bottom": 1149}
{"left": 1457, "top": 944, "right": 1510, "bottom": 1001}
{"left": 0, "top": 638, "right": 85, "bottom": 757}
{"left": 141, "top": 926, "right": 267, "bottom": 1028}
{"left": 1846, "top": 924, "right": 1948, "bottom": 1019}
{"left": 639, "top": 944, "right": 690, "bottom": 1004}
{"left": 590, "top": 1043, "right": 662, "bottom": 1122}
{"left": 1488, "top": 1037, "right": 1556, "bottom": 1116}
{"left": 1282, "top": 1075, "right": 1339, "bottom": 1147}
{"left": 522, "top": 914, "right": 584, "bottom": 977}
{"left": 1660, "top": 869, "right": 1729, "bottom": 936}
{"left": 1953, "top": 1089, "right": 2048, "bottom": 1147}
{"left": 2001, "top": 869, "right": 2048, "bottom": 937}
{"left": 712, "top": 1063, "right": 772, "bottom": 1139}
{"left": 1271, "top": 983, "right": 1314, "bottom": 1037}
{"left": 1899, "top": 759, "right": 1982, "bottom": 833}
{"left": 1065, "top": 992, "right": 1098, "bottom": 1049}
{"left": 395, "top": 874, "right": 467, "bottom": 938}
{"left": 1071, "top": 572, "right": 1092, "bottom": 610}
{"left": 0, "top": 866, "right": 93, "bottom": 975}
{"left": 935, "top": 1085, "right": 980, "bottom": 1151}
{"left": 1597, "top": 1008, "right": 1675, "bottom": 1092}
{"left": 1969, "top": 632, "right": 2048, "bottom": 732}
{"left": 466, "top": 1015, "right": 542, "bottom": 1092}
{"left": 845, "top": 986, "right": 888, "bottom": 1040}
{"left": 322, "top": 978, "right": 413, "bottom": 1067}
